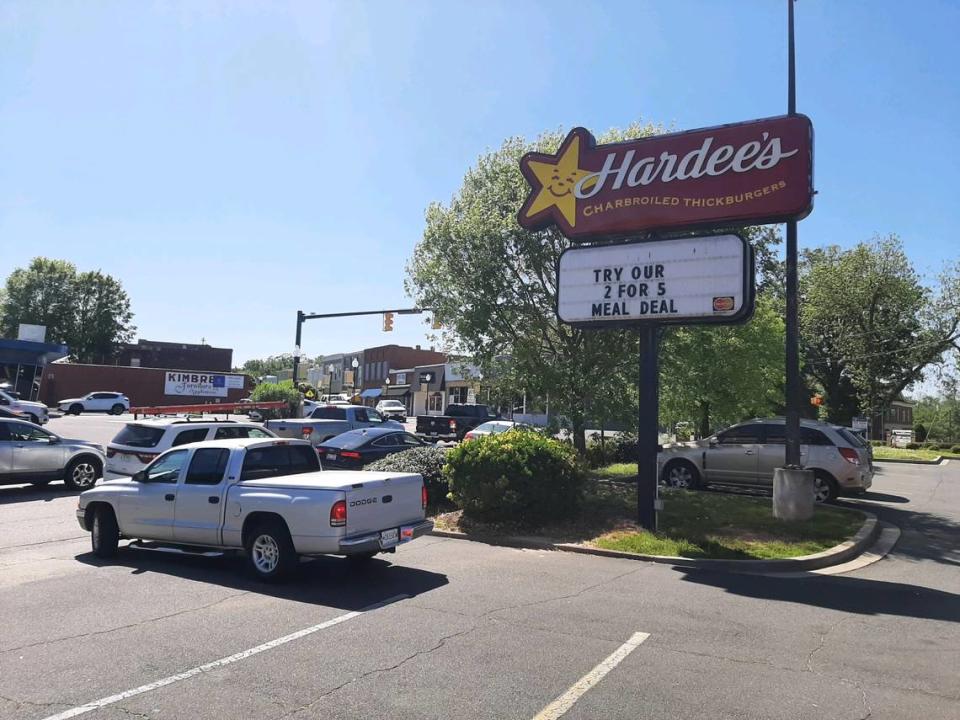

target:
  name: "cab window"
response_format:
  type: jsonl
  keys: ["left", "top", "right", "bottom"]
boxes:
{"left": 185, "top": 448, "right": 229, "bottom": 485}
{"left": 144, "top": 450, "right": 189, "bottom": 483}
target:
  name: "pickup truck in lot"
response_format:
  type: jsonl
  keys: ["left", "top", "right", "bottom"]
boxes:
{"left": 265, "top": 405, "right": 402, "bottom": 445}
{"left": 416, "top": 403, "right": 498, "bottom": 442}
{"left": 76, "top": 438, "right": 432, "bottom": 581}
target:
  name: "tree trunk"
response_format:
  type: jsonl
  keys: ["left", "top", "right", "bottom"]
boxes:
{"left": 571, "top": 413, "right": 588, "bottom": 454}
{"left": 698, "top": 401, "right": 711, "bottom": 439}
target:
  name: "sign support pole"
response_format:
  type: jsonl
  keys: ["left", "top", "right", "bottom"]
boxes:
{"left": 637, "top": 325, "right": 659, "bottom": 531}
{"left": 292, "top": 311, "right": 304, "bottom": 387}
{"left": 784, "top": 0, "right": 801, "bottom": 468}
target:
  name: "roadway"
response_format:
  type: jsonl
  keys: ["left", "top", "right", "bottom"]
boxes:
{"left": 0, "top": 414, "right": 957, "bottom": 719}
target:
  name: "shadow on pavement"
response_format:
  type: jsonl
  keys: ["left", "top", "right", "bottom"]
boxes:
{"left": 75, "top": 546, "right": 448, "bottom": 611}
{"left": 852, "top": 491, "right": 910, "bottom": 504}
{"left": 0, "top": 483, "right": 80, "bottom": 505}
{"left": 680, "top": 569, "right": 960, "bottom": 623}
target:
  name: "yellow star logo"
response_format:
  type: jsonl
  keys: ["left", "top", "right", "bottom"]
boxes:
{"left": 521, "top": 133, "right": 594, "bottom": 228}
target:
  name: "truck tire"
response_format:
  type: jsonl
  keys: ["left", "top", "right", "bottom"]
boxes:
{"left": 246, "top": 519, "right": 297, "bottom": 582}
{"left": 64, "top": 457, "right": 101, "bottom": 491}
{"left": 91, "top": 506, "right": 120, "bottom": 558}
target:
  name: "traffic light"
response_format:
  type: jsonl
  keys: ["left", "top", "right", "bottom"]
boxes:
{"left": 383, "top": 312, "right": 394, "bottom": 332}
{"left": 431, "top": 316, "right": 442, "bottom": 330}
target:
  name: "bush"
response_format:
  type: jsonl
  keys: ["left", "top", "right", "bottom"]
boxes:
{"left": 951, "top": 445, "right": 960, "bottom": 455}
{"left": 870, "top": 440, "right": 884, "bottom": 447}
{"left": 445, "top": 430, "right": 585, "bottom": 526}
{"left": 913, "top": 423, "right": 927, "bottom": 442}
{"left": 250, "top": 380, "right": 301, "bottom": 419}
{"left": 584, "top": 441, "right": 618, "bottom": 468}
{"left": 611, "top": 431, "right": 639, "bottom": 462}
{"left": 364, "top": 446, "right": 450, "bottom": 506}
{"left": 905, "top": 442, "right": 921, "bottom": 450}
{"left": 924, "top": 443, "right": 941, "bottom": 452}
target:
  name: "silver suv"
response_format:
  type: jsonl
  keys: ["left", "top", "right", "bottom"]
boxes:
{"left": 0, "top": 418, "right": 105, "bottom": 490}
{"left": 658, "top": 418, "right": 873, "bottom": 502}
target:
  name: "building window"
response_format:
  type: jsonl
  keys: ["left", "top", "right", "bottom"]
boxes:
{"left": 428, "top": 392, "right": 444, "bottom": 412}
{"left": 396, "top": 372, "right": 406, "bottom": 384}
{"left": 449, "top": 387, "right": 468, "bottom": 404}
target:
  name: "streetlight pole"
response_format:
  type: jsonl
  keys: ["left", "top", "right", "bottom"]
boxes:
{"left": 351, "top": 357, "right": 359, "bottom": 396}
{"left": 784, "top": 0, "right": 801, "bottom": 469}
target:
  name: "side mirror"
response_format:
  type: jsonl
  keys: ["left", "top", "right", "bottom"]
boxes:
{"left": 132, "top": 470, "right": 146, "bottom": 482}
{"left": 48, "top": 436, "right": 61, "bottom": 444}
{"left": 708, "top": 437, "right": 718, "bottom": 447}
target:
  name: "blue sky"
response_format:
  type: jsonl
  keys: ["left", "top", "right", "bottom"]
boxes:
{"left": 2, "top": 1, "right": 957, "bottom": 366}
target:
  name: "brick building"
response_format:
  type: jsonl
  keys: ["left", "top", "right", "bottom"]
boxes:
{"left": 115, "top": 340, "right": 232, "bottom": 372}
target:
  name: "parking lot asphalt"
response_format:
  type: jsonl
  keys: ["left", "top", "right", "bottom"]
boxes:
{"left": 1, "top": 415, "right": 958, "bottom": 719}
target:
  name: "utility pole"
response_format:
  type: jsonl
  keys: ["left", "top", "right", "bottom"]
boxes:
{"left": 784, "top": 0, "right": 801, "bottom": 468}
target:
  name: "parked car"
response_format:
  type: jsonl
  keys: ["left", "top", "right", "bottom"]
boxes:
{"left": 463, "top": 420, "right": 534, "bottom": 440}
{"left": 266, "top": 405, "right": 402, "bottom": 445}
{"left": 375, "top": 400, "right": 408, "bottom": 422}
{"left": 658, "top": 418, "right": 873, "bottom": 502}
{"left": 105, "top": 419, "right": 276, "bottom": 479}
{"left": 0, "top": 387, "right": 49, "bottom": 425}
{"left": 0, "top": 418, "right": 104, "bottom": 490}
{"left": 0, "top": 406, "right": 30, "bottom": 421}
{"left": 317, "top": 428, "right": 426, "bottom": 469}
{"left": 76, "top": 437, "right": 433, "bottom": 580}
{"left": 58, "top": 391, "right": 130, "bottom": 415}
{"left": 416, "top": 403, "right": 498, "bottom": 442}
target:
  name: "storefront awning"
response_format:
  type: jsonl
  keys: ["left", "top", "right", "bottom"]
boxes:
{"left": 360, "top": 388, "right": 382, "bottom": 398}
{"left": 384, "top": 385, "right": 410, "bottom": 397}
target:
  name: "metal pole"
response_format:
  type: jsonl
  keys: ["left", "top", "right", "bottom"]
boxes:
{"left": 784, "top": 0, "right": 801, "bottom": 468}
{"left": 292, "top": 311, "right": 303, "bottom": 387}
{"left": 637, "top": 325, "right": 659, "bottom": 531}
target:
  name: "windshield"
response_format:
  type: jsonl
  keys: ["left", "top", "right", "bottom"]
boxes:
{"left": 112, "top": 424, "right": 165, "bottom": 448}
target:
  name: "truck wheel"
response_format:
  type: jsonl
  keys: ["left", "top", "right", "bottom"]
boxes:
{"left": 246, "top": 520, "right": 297, "bottom": 582}
{"left": 110, "top": 404, "right": 125, "bottom": 415}
{"left": 28, "top": 413, "right": 40, "bottom": 425}
{"left": 662, "top": 460, "right": 701, "bottom": 489}
{"left": 64, "top": 458, "right": 101, "bottom": 490}
{"left": 91, "top": 506, "right": 120, "bottom": 558}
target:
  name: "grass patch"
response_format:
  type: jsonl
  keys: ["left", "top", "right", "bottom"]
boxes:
{"left": 872, "top": 446, "right": 958, "bottom": 462}
{"left": 593, "top": 490, "right": 863, "bottom": 559}
{"left": 589, "top": 462, "right": 638, "bottom": 480}
{"left": 433, "top": 482, "right": 864, "bottom": 561}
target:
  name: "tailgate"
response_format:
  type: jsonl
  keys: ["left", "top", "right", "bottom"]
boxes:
{"left": 345, "top": 473, "right": 424, "bottom": 536}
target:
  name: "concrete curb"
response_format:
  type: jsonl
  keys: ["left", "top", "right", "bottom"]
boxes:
{"left": 874, "top": 456, "right": 947, "bottom": 465}
{"left": 429, "top": 508, "right": 880, "bottom": 575}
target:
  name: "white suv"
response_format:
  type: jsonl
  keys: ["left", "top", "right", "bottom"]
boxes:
{"left": 0, "top": 388, "right": 49, "bottom": 425}
{"left": 105, "top": 419, "right": 276, "bottom": 479}
{"left": 58, "top": 391, "right": 130, "bottom": 415}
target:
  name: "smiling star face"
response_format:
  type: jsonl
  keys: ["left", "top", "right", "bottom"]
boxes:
{"left": 522, "top": 134, "right": 590, "bottom": 228}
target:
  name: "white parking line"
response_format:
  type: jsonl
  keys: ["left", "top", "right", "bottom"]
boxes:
{"left": 39, "top": 594, "right": 408, "bottom": 720}
{"left": 532, "top": 631, "right": 650, "bottom": 720}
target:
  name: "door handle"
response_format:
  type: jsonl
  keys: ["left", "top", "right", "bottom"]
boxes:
{"left": 744, "top": 450, "right": 754, "bottom": 455}
{"left": 164, "top": 493, "right": 175, "bottom": 501}
{"left": 208, "top": 496, "right": 220, "bottom": 504}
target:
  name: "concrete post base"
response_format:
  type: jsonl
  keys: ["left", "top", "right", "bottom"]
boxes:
{"left": 773, "top": 467, "right": 815, "bottom": 521}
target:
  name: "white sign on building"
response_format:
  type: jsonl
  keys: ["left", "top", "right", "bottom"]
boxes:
{"left": 557, "top": 234, "right": 752, "bottom": 327}
{"left": 164, "top": 372, "right": 244, "bottom": 397}
{"left": 17, "top": 324, "right": 47, "bottom": 342}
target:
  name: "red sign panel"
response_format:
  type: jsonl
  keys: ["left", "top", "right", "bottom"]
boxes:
{"left": 518, "top": 115, "right": 813, "bottom": 240}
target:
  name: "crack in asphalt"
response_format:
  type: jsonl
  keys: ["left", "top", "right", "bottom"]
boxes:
{"left": 0, "top": 590, "right": 250, "bottom": 655}
{"left": 806, "top": 616, "right": 857, "bottom": 672}
{"left": 0, "top": 692, "right": 72, "bottom": 712}
{"left": 271, "top": 624, "right": 483, "bottom": 719}
{"left": 0, "top": 535, "right": 87, "bottom": 551}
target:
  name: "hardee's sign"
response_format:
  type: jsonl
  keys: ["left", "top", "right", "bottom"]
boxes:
{"left": 518, "top": 115, "right": 813, "bottom": 239}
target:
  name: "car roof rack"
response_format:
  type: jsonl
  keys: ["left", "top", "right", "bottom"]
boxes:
{"left": 171, "top": 418, "right": 237, "bottom": 424}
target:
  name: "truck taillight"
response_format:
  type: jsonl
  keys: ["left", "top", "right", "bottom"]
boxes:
{"left": 839, "top": 447, "right": 861, "bottom": 465}
{"left": 302, "top": 427, "right": 313, "bottom": 436}
{"left": 422, "top": 484, "right": 428, "bottom": 509}
{"left": 330, "top": 500, "right": 347, "bottom": 527}
{"left": 135, "top": 452, "right": 158, "bottom": 464}
{"left": 449, "top": 419, "right": 457, "bottom": 429}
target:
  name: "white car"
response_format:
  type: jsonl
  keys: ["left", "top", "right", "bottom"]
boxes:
{"left": 375, "top": 400, "right": 407, "bottom": 421}
{"left": 105, "top": 419, "right": 276, "bottom": 479}
{"left": 58, "top": 391, "right": 130, "bottom": 415}
{"left": 463, "top": 420, "right": 534, "bottom": 440}
{"left": 0, "top": 388, "right": 49, "bottom": 425}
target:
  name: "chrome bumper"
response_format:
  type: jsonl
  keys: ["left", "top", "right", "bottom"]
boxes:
{"left": 338, "top": 520, "right": 434, "bottom": 555}
{"left": 76, "top": 508, "right": 89, "bottom": 531}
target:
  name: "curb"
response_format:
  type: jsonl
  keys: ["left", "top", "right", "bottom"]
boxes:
{"left": 873, "top": 456, "right": 946, "bottom": 465}
{"left": 429, "top": 509, "right": 880, "bottom": 574}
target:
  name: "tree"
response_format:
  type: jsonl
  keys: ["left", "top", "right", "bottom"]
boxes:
{"left": 71, "top": 271, "right": 136, "bottom": 363}
{"left": 800, "top": 236, "right": 960, "bottom": 425}
{"left": 659, "top": 295, "right": 786, "bottom": 437}
{"left": 407, "top": 123, "right": 664, "bottom": 451}
{"left": 0, "top": 258, "right": 136, "bottom": 362}
{"left": 237, "top": 354, "right": 295, "bottom": 377}
{"left": 0, "top": 258, "right": 79, "bottom": 344}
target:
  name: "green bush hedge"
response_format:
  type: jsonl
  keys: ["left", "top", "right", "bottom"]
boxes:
{"left": 870, "top": 440, "right": 884, "bottom": 447}
{"left": 924, "top": 443, "right": 941, "bottom": 452}
{"left": 584, "top": 441, "right": 618, "bottom": 468}
{"left": 951, "top": 445, "right": 960, "bottom": 455}
{"left": 364, "top": 446, "right": 450, "bottom": 506}
{"left": 905, "top": 442, "right": 921, "bottom": 450}
{"left": 250, "top": 380, "right": 301, "bottom": 419}
{"left": 445, "top": 430, "right": 585, "bottom": 526}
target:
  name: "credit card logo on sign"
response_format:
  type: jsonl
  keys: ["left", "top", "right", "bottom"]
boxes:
{"left": 713, "top": 296, "right": 735, "bottom": 312}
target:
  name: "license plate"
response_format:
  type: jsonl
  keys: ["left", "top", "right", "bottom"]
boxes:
{"left": 380, "top": 528, "right": 399, "bottom": 548}
{"left": 326, "top": 452, "right": 337, "bottom": 462}
{"left": 429, "top": 432, "right": 437, "bottom": 436}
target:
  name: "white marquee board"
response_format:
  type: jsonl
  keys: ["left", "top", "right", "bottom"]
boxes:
{"left": 557, "top": 234, "right": 753, "bottom": 327}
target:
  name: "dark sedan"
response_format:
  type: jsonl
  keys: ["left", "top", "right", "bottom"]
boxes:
{"left": 316, "top": 427, "right": 426, "bottom": 469}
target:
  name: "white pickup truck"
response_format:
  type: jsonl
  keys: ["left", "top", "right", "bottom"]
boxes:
{"left": 0, "top": 388, "right": 49, "bottom": 425}
{"left": 266, "top": 405, "right": 402, "bottom": 445}
{"left": 76, "top": 438, "right": 433, "bottom": 581}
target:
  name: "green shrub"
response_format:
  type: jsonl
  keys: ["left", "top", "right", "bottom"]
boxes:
{"left": 445, "top": 430, "right": 585, "bottom": 526}
{"left": 951, "top": 445, "right": 960, "bottom": 455}
{"left": 250, "top": 380, "right": 301, "bottom": 419}
{"left": 924, "top": 443, "right": 941, "bottom": 452}
{"left": 870, "top": 440, "right": 884, "bottom": 447}
{"left": 905, "top": 442, "right": 921, "bottom": 450}
{"left": 611, "top": 431, "right": 639, "bottom": 462}
{"left": 584, "top": 440, "right": 618, "bottom": 468}
{"left": 364, "top": 446, "right": 450, "bottom": 506}
{"left": 913, "top": 423, "right": 927, "bottom": 442}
